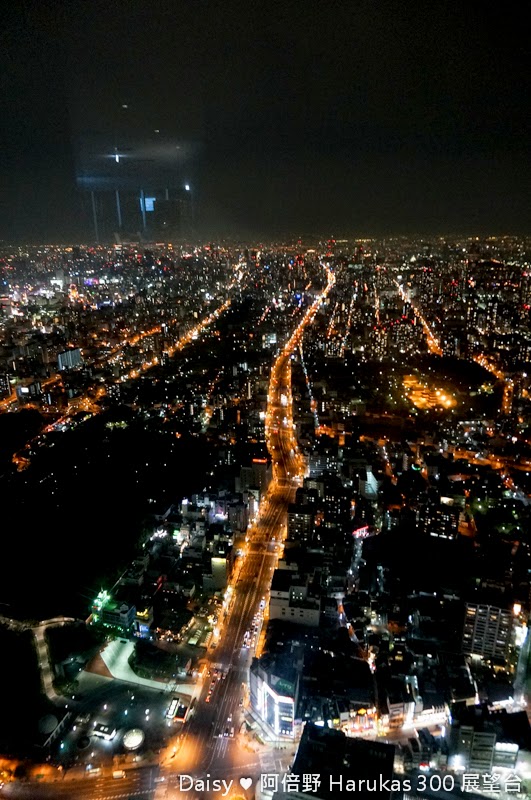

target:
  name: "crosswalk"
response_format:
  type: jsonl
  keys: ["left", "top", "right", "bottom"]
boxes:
{"left": 260, "top": 750, "right": 288, "bottom": 775}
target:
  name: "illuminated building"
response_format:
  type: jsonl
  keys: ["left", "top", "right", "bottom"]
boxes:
{"left": 369, "top": 325, "right": 388, "bottom": 360}
{"left": 308, "top": 441, "right": 339, "bottom": 477}
{"left": 359, "top": 467, "right": 379, "bottom": 501}
{"left": 134, "top": 606, "right": 154, "bottom": 638}
{"left": 263, "top": 331, "right": 278, "bottom": 349}
{"left": 15, "top": 378, "right": 41, "bottom": 403}
{"left": 462, "top": 603, "right": 513, "bottom": 661}
{"left": 101, "top": 601, "right": 136, "bottom": 633}
{"left": 238, "top": 457, "right": 272, "bottom": 495}
{"left": 250, "top": 653, "right": 298, "bottom": 738}
{"left": 57, "top": 347, "right": 83, "bottom": 371}
{"left": 417, "top": 502, "right": 459, "bottom": 539}
{"left": 448, "top": 712, "right": 521, "bottom": 774}
{"left": 227, "top": 500, "right": 249, "bottom": 533}
{"left": 202, "top": 554, "right": 229, "bottom": 592}
{"left": 442, "top": 331, "right": 462, "bottom": 357}
{"left": 287, "top": 503, "right": 314, "bottom": 542}
{"left": 304, "top": 478, "right": 325, "bottom": 498}
{"left": 91, "top": 590, "right": 136, "bottom": 635}
{"left": 93, "top": 722, "right": 117, "bottom": 741}
{"left": 0, "top": 372, "right": 10, "bottom": 398}
{"left": 269, "top": 570, "right": 321, "bottom": 627}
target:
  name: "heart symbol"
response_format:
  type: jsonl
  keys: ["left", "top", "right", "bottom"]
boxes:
{"left": 240, "top": 777, "right": 253, "bottom": 790}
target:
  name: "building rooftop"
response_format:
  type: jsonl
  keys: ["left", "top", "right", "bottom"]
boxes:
{"left": 290, "top": 723, "right": 395, "bottom": 800}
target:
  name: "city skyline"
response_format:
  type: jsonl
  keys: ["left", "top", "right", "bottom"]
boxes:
{"left": 2, "top": 1, "right": 531, "bottom": 797}
{"left": 1, "top": 237, "right": 531, "bottom": 796}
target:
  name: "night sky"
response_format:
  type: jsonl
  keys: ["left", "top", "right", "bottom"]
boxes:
{"left": 1, "top": 0, "right": 530, "bottom": 241}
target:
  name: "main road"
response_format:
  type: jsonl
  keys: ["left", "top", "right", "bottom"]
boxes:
{"left": 152, "top": 264, "right": 335, "bottom": 797}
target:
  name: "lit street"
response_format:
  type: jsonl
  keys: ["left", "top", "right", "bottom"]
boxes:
{"left": 150, "top": 265, "right": 335, "bottom": 797}
{"left": 2, "top": 764, "right": 160, "bottom": 799}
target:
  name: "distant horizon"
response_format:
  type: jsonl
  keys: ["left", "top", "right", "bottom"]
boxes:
{"left": 1, "top": 229, "right": 531, "bottom": 249}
